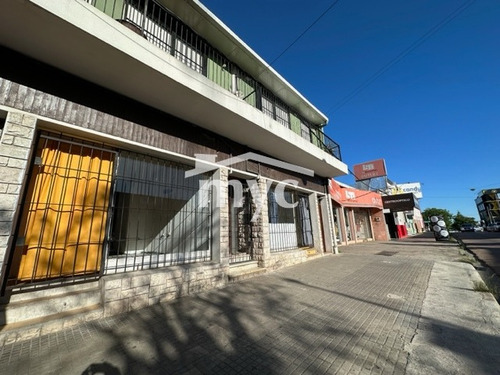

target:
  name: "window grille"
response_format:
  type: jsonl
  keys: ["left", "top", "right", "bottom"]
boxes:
{"left": 85, "top": 0, "right": 343, "bottom": 161}
{"left": 6, "top": 134, "right": 214, "bottom": 290}
{"left": 7, "top": 135, "right": 116, "bottom": 288}
{"left": 267, "top": 188, "right": 314, "bottom": 252}
{"left": 296, "top": 194, "right": 313, "bottom": 247}
{"left": 275, "top": 102, "right": 290, "bottom": 128}
{"left": 228, "top": 182, "right": 254, "bottom": 264}
{"left": 300, "top": 121, "right": 311, "bottom": 142}
{"left": 105, "top": 151, "right": 212, "bottom": 274}
{"left": 261, "top": 96, "right": 274, "bottom": 119}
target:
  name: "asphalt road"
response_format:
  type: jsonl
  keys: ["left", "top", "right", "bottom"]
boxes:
{"left": 452, "top": 231, "right": 500, "bottom": 276}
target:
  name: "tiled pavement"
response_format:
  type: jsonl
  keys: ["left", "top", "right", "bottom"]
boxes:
{"left": 0, "top": 233, "right": 499, "bottom": 374}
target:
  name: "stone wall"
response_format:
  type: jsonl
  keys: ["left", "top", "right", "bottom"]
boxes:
{"left": 102, "top": 263, "right": 226, "bottom": 317}
{"left": 267, "top": 249, "right": 309, "bottom": 271}
{"left": 0, "top": 112, "right": 36, "bottom": 276}
{"left": 251, "top": 178, "right": 270, "bottom": 267}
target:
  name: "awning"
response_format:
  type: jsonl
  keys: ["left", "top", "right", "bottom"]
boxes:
{"left": 329, "top": 179, "right": 383, "bottom": 209}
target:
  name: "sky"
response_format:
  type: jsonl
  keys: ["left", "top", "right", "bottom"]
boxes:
{"left": 201, "top": 0, "right": 500, "bottom": 221}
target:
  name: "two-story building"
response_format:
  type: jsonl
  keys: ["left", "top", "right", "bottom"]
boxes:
{"left": 0, "top": 0, "right": 347, "bottom": 327}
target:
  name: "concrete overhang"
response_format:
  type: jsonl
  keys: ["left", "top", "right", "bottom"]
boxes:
{"left": 165, "top": 0, "right": 329, "bottom": 126}
{"left": 0, "top": 0, "right": 348, "bottom": 178}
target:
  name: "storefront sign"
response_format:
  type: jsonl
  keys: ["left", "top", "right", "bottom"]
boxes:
{"left": 353, "top": 159, "right": 387, "bottom": 181}
{"left": 382, "top": 193, "right": 420, "bottom": 211}
{"left": 329, "top": 179, "right": 384, "bottom": 209}
{"left": 389, "top": 182, "right": 423, "bottom": 199}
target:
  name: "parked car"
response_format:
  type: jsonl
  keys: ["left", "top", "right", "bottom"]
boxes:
{"left": 460, "top": 223, "right": 475, "bottom": 232}
{"left": 474, "top": 225, "right": 484, "bottom": 232}
{"left": 486, "top": 222, "right": 500, "bottom": 232}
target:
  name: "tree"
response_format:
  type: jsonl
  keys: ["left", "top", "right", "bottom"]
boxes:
{"left": 451, "top": 211, "right": 476, "bottom": 231}
{"left": 422, "top": 208, "right": 453, "bottom": 229}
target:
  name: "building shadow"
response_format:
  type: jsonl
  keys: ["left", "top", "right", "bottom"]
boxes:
{"left": 82, "top": 362, "right": 121, "bottom": 375}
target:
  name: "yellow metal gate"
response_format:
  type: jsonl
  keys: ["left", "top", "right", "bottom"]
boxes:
{"left": 10, "top": 136, "right": 115, "bottom": 283}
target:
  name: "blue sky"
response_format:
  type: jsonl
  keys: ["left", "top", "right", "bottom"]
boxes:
{"left": 201, "top": 0, "right": 500, "bottom": 220}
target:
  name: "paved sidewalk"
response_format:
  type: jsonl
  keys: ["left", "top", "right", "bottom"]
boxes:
{"left": 1, "top": 233, "right": 499, "bottom": 374}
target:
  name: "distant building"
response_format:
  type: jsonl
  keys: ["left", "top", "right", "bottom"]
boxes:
{"left": 476, "top": 189, "right": 500, "bottom": 224}
{"left": 350, "top": 159, "right": 424, "bottom": 239}
{"left": 382, "top": 193, "right": 424, "bottom": 238}
{"left": 329, "top": 179, "right": 389, "bottom": 245}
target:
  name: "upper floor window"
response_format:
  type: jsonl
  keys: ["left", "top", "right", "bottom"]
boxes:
{"left": 300, "top": 121, "right": 311, "bottom": 141}
{"left": 275, "top": 102, "right": 290, "bottom": 128}
{"left": 261, "top": 96, "right": 274, "bottom": 119}
{"left": 86, "top": 0, "right": 341, "bottom": 160}
{"left": 261, "top": 94, "right": 290, "bottom": 129}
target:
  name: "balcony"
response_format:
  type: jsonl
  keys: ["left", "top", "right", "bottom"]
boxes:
{"left": 84, "top": 0, "right": 342, "bottom": 161}
{"left": 0, "top": 0, "right": 347, "bottom": 177}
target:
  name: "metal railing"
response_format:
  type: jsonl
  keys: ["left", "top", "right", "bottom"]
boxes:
{"left": 311, "top": 130, "right": 342, "bottom": 161}
{"left": 84, "top": 0, "right": 342, "bottom": 161}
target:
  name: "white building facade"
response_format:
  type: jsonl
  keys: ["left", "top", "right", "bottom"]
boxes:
{"left": 0, "top": 0, "right": 347, "bottom": 326}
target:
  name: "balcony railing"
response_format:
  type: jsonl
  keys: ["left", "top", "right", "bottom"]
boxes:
{"left": 84, "top": 0, "right": 342, "bottom": 161}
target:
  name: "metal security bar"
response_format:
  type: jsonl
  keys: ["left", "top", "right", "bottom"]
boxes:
{"left": 268, "top": 189, "right": 313, "bottom": 253}
{"left": 267, "top": 189, "right": 314, "bottom": 252}
{"left": 7, "top": 134, "right": 116, "bottom": 289}
{"left": 104, "top": 151, "right": 212, "bottom": 274}
{"left": 84, "top": 0, "right": 342, "bottom": 161}
{"left": 229, "top": 183, "right": 253, "bottom": 264}
{"left": 296, "top": 194, "right": 313, "bottom": 247}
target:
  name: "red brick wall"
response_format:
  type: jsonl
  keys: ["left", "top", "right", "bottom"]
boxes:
{"left": 370, "top": 209, "right": 389, "bottom": 241}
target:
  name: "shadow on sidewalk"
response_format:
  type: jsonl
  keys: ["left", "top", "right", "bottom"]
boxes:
{"left": 282, "top": 276, "right": 500, "bottom": 375}
{"left": 71, "top": 278, "right": 360, "bottom": 375}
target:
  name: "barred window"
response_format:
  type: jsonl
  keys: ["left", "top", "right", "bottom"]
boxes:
{"left": 300, "top": 121, "right": 311, "bottom": 141}
{"left": 268, "top": 188, "right": 298, "bottom": 251}
{"left": 275, "top": 102, "right": 290, "bottom": 128}
{"left": 105, "top": 151, "right": 212, "bottom": 273}
{"left": 262, "top": 96, "right": 274, "bottom": 119}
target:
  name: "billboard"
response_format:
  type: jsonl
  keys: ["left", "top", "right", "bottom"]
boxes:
{"left": 389, "top": 182, "right": 423, "bottom": 199}
{"left": 353, "top": 159, "right": 387, "bottom": 181}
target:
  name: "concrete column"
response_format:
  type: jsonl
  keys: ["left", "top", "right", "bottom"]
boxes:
{"left": 0, "top": 112, "right": 37, "bottom": 284}
{"left": 320, "top": 195, "right": 335, "bottom": 254}
{"left": 308, "top": 193, "right": 324, "bottom": 253}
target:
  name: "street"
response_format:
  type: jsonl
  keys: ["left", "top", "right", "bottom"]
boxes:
{"left": 452, "top": 231, "right": 500, "bottom": 276}
{"left": 1, "top": 233, "right": 499, "bottom": 375}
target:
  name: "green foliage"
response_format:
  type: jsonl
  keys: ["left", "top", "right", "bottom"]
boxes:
{"left": 451, "top": 211, "right": 476, "bottom": 231}
{"left": 422, "top": 208, "right": 453, "bottom": 228}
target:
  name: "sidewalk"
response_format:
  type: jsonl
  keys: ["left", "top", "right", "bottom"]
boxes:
{"left": 1, "top": 233, "right": 499, "bottom": 374}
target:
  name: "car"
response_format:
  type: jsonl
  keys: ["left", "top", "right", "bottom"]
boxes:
{"left": 460, "top": 224, "right": 475, "bottom": 232}
{"left": 486, "top": 222, "right": 500, "bottom": 232}
{"left": 474, "top": 225, "right": 484, "bottom": 232}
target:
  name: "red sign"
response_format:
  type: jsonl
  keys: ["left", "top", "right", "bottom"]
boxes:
{"left": 352, "top": 159, "right": 387, "bottom": 181}
{"left": 329, "top": 179, "right": 383, "bottom": 209}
